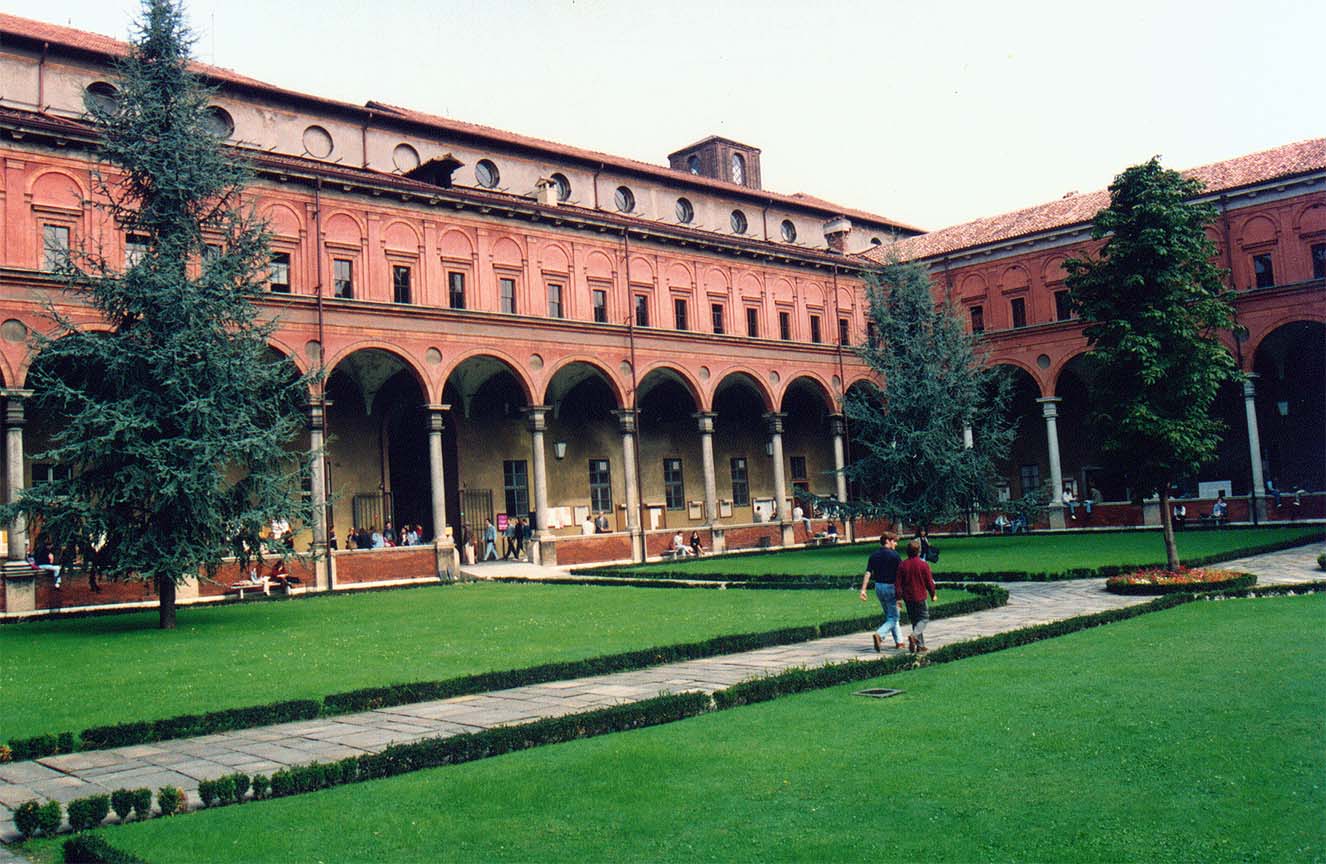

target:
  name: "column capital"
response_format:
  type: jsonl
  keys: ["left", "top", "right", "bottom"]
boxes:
{"left": 763, "top": 411, "right": 786, "bottom": 435}
{"left": 612, "top": 408, "right": 638, "bottom": 435}
{"left": 305, "top": 398, "right": 332, "bottom": 432}
{"left": 423, "top": 402, "right": 451, "bottom": 434}
{"left": 828, "top": 413, "right": 846, "bottom": 437}
{"left": 525, "top": 404, "right": 551, "bottom": 433}
{"left": 693, "top": 411, "right": 717, "bottom": 434}
{"left": 2, "top": 389, "right": 34, "bottom": 428}
{"left": 1036, "top": 396, "right": 1062, "bottom": 418}
{"left": 1241, "top": 374, "right": 1258, "bottom": 399}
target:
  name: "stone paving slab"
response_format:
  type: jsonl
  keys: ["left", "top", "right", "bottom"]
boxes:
{"left": 2, "top": 544, "right": 1318, "bottom": 846}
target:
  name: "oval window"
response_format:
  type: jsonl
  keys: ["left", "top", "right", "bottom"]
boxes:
{"left": 675, "top": 197, "right": 694, "bottom": 224}
{"left": 203, "top": 106, "right": 234, "bottom": 138}
{"left": 550, "top": 172, "right": 571, "bottom": 202}
{"left": 730, "top": 210, "right": 748, "bottom": 234}
{"left": 302, "top": 125, "right": 333, "bottom": 158}
{"left": 615, "top": 186, "right": 635, "bottom": 213}
{"left": 475, "top": 159, "right": 500, "bottom": 189}
{"left": 780, "top": 220, "right": 797, "bottom": 242}
{"left": 392, "top": 143, "right": 420, "bottom": 172}
{"left": 85, "top": 81, "right": 119, "bottom": 115}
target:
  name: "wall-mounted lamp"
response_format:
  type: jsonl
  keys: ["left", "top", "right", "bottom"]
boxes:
{"left": 554, "top": 440, "right": 568, "bottom": 460}
{"left": 1276, "top": 400, "right": 1289, "bottom": 417}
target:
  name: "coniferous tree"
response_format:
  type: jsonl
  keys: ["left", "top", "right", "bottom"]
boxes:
{"left": 836, "top": 259, "right": 1014, "bottom": 531}
{"left": 3, "top": 0, "right": 317, "bottom": 628}
{"left": 1065, "top": 158, "right": 1237, "bottom": 571}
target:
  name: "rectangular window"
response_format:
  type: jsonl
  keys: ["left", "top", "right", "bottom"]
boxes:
{"left": 1252, "top": 253, "right": 1274, "bottom": 288}
{"left": 746, "top": 307, "right": 759, "bottom": 338}
{"left": 663, "top": 458, "right": 685, "bottom": 511}
{"left": 711, "top": 303, "right": 725, "bottom": 334}
{"left": 866, "top": 321, "right": 879, "bottom": 346}
{"left": 838, "top": 318, "right": 850, "bottom": 346}
{"left": 125, "top": 234, "right": 149, "bottom": 268}
{"left": 1019, "top": 464, "right": 1041, "bottom": 497}
{"left": 547, "top": 282, "right": 564, "bottom": 318}
{"left": 809, "top": 315, "right": 822, "bottom": 344}
{"left": 970, "top": 306, "right": 985, "bottom": 334}
{"left": 333, "top": 258, "right": 353, "bottom": 299}
{"left": 503, "top": 460, "right": 529, "bottom": 519}
{"left": 500, "top": 277, "right": 517, "bottom": 314}
{"left": 790, "top": 456, "right": 807, "bottom": 483}
{"left": 634, "top": 294, "right": 649, "bottom": 327}
{"left": 729, "top": 457, "right": 749, "bottom": 507}
{"left": 1313, "top": 243, "right": 1326, "bottom": 280}
{"left": 42, "top": 224, "right": 70, "bottom": 271}
{"left": 593, "top": 289, "right": 608, "bottom": 323}
{"left": 269, "top": 252, "right": 291, "bottom": 293}
{"left": 1010, "top": 297, "right": 1027, "bottom": 328}
{"left": 1054, "top": 290, "right": 1072, "bottom": 321}
{"left": 392, "top": 265, "right": 412, "bottom": 304}
{"left": 203, "top": 243, "right": 222, "bottom": 269}
{"left": 779, "top": 311, "right": 791, "bottom": 340}
{"left": 674, "top": 298, "right": 688, "bottom": 331}
{"left": 448, "top": 271, "right": 466, "bottom": 310}
{"left": 588, "top": 459, "right": 612, "bottom": 513}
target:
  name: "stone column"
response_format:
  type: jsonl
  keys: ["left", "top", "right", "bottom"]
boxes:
{"left": 829, "top": 413, "right": 853, "bottom": 542}
{"left": 765, "top": 412, "right": 794, "bottom": 546}
{"left": 308, "top": 399, "right": 332, "bottom": 590}
{"left": 1243, "top": 375, "right": 1267, "bottom": 521}
{"left": 2, "top": 390, "right": 35, "bottom": 612}
{"left": 527, "top": 405, "right": 555, "bottom": 565}
{"left": 695, "top": 411, "right": 725, "bottom": 554}
{"left": 614, "top": 409, "right": 644, "bottom": 562}
{"left": 425, "top": 403, "right": 458, "bottom": 579}
{"left": 1037, "top": 397, "right": 1066, "bottom": 529}
{"left": 963, "top": 424, "right": 980, "bottom": 533}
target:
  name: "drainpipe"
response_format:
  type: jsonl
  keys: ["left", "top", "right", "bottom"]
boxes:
{"left": 37, "top": 43, "right": 48, "bottom": 112}
{"left": 361, "top": 110, "right": 373, "bottom": 170}
{"left": 762, "top": 199, "right": 772, "bottom": 242}
{"left": 593, "top": 162, "right": 604, "bottom": 211}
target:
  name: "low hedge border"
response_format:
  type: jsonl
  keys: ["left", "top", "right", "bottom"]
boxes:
{"left": 47, "top": 581, "right": 1325, "bottom": 863}
{"left": 1105, "top": 572, "right": 1257, "bottom": 596}
{"left": 7, "top": 583, "right": 1005, "bottom": 760}
{"left": 574, "top": 532, "right": 1322, "bottom": 584}
{"left": 63, "top": 834, "right": 147, "bottom": 864}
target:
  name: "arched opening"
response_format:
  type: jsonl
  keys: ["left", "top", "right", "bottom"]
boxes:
{"left": 326, "top": 349, "right": 430, "bottom": 547}
{"left": 1054, "top": 354, "right": 1119, "bottom": 501}
{"left": 842, "top": 380, "right": 883, "bottom": 504}
{"left": 543, "top": 362, "right": 623, "bottom": 533}
{"left": 713, "top": 372, "right": 773, "bottom": 523}
{"left": 780, "top": 376, "right": 835, "bottom": 521}
{"left": 996, "top": 365, "right": 1047, "bottom": 500}
{"left": 441, "top": 355, "right": 533, "bottom": 548}
{"left": 636, "top": 368, "right": 700, "bottom": 531}
{"left": 1253, "top": 321, "right": 1325, "bottom": 496}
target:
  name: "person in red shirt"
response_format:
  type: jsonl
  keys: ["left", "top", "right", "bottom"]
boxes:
{"left": 896, "top": 538, "right": 937, "bottom": 652}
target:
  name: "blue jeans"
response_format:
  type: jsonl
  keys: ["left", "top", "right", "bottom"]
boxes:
{"left": 875, "top": 583, "right": 902, "bottom": 645}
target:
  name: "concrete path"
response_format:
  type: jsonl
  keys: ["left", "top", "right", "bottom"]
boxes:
{"left": 2, "top": 543, "right": 1320, "bottom": 844}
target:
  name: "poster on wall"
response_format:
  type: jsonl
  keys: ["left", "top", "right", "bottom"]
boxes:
{"left": 497, "top": 514, "right": 508, "bottom": 531}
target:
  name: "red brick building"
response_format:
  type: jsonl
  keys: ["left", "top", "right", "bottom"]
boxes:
{"left": 0, "top": 13, "right": 1320, "bottom": 615}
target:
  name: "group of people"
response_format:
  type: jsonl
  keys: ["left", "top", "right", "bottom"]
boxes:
{"left": 342, "top": 520, "right": 427, "bottom": 551}
{"left": 580, "top": 512, "right": 613, "bottom": 534}
{"left": 991, "top": 512, "right": 1028, "bottom": 534}
{"left": 1061, "top": 483, "right": 1103, "bottom": 520}
{"left": 859, "top": 531, "right": 936, "bottom": 653}
{"left": 476, "top": 516, "right": 531, "bottom": 562}
{"left": 670, "top": 530, "right": 706, "bottom": 557}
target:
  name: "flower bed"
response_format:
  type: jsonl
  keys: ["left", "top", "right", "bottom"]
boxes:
{"left": 1105, "top": 567, "right": 1255, "bottom": 595}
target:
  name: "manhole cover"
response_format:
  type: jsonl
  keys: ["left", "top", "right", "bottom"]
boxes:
{"left": 854, "top": 688, "right": 904, "bottom": 699}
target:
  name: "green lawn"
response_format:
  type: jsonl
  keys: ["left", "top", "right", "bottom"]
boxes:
{"left": 610, "top": 525, "right": 1322, "bottom": 577}
{"left": 67, "top": 594, "right": 1326, "bottom": 863}
{"left": 1, "top": 582, "right": 972, "bottom": 739}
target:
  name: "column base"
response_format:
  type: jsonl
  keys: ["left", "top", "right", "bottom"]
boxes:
{"left": 630, "top": 531, "right": 644, "bottom": 563}
{"left": 434, "top": 541, "right": 460, "bottom": 581}
{"left": 1250, "top": 495, "right": 1268, "bottom": 522}
{"left": 845, "top": 519, "right": 857, "bottom": 544}
{"left": 532, "top": 534, "right": 558, "bottom": 567}
{"left": 780, "top": 522, "right": 796, "bottom": 547}
{"left": 1141, "top": 500, "right": 1162, "bottom": 527}
{"left": 708, "top": 527, "right": 726, "bottom": 555}
{"left": 1048, "top": 505, "right": 1067, "bottom": 530}
{"left": 966, "top": 512, "right": 982, "bottom": 534}
{"left": 2, "top": 563, "right": 36, "bottom": 613}
{"left": 176, "top": 576, "right": 201, "bottom": 601}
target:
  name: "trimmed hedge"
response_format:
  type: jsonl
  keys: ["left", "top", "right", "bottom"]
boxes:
{"left": 66, "top": 794, "right": 111, "bottom": 832}
{"left": 1105, "top": 572, "right": 1257, "bottom": 596}
{"left": 7, "top": 586, "right": 1006, "bottom": 761}
{"left": 13, "top": 799, "right": 62, "bottom": 839}
{"left": 63, "top": 833, "right": 147, "bottom": 864}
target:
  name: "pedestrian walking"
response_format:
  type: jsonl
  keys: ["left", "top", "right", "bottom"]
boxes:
{"left": 483, "top": 517, "right": 499, "bottom": 561}
{"left": 896, "top": 538, "right": 937, "bottom": 652}
{"left": 859, "top": 531, "right": 903, "bottom": 651}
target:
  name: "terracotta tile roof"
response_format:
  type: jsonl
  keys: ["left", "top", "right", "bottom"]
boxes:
{"left": 0, "top": 12, "right": 919, "bottom": 235}
{"left": 867, "top": 139, "right": 1326, "bottom": 263}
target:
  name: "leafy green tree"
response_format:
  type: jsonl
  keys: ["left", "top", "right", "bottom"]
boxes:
{"left": 833, "top": 259, "right": 1014, "bottom": 531}
{"left": 1064, "top": 158, "right": 1238, "bottom": 571}
{"left": 3, "top": 0, "right": 316, "bottom": 628}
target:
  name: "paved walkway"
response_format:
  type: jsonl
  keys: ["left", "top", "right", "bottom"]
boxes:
{"left": 2, "top": 544, "right": 1320, "bottom": 843}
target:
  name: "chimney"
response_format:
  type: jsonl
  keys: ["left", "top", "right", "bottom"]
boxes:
{"left": 823, "top": 216, "right": 852, "bottom": 253}
{"left": 535, "top": 177, "right": 559, "bottom": 207}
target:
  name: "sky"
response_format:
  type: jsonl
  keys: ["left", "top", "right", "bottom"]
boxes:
{"left": 5, "top": 0, "right": 1322, "bottom": 231}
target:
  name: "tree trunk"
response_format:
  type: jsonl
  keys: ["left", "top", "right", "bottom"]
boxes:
{"left": 1158, "top": 487, "right": 1181, "bottom": 572}
{"left": 158, "top": 576, "right": 177, "bottom": 630}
